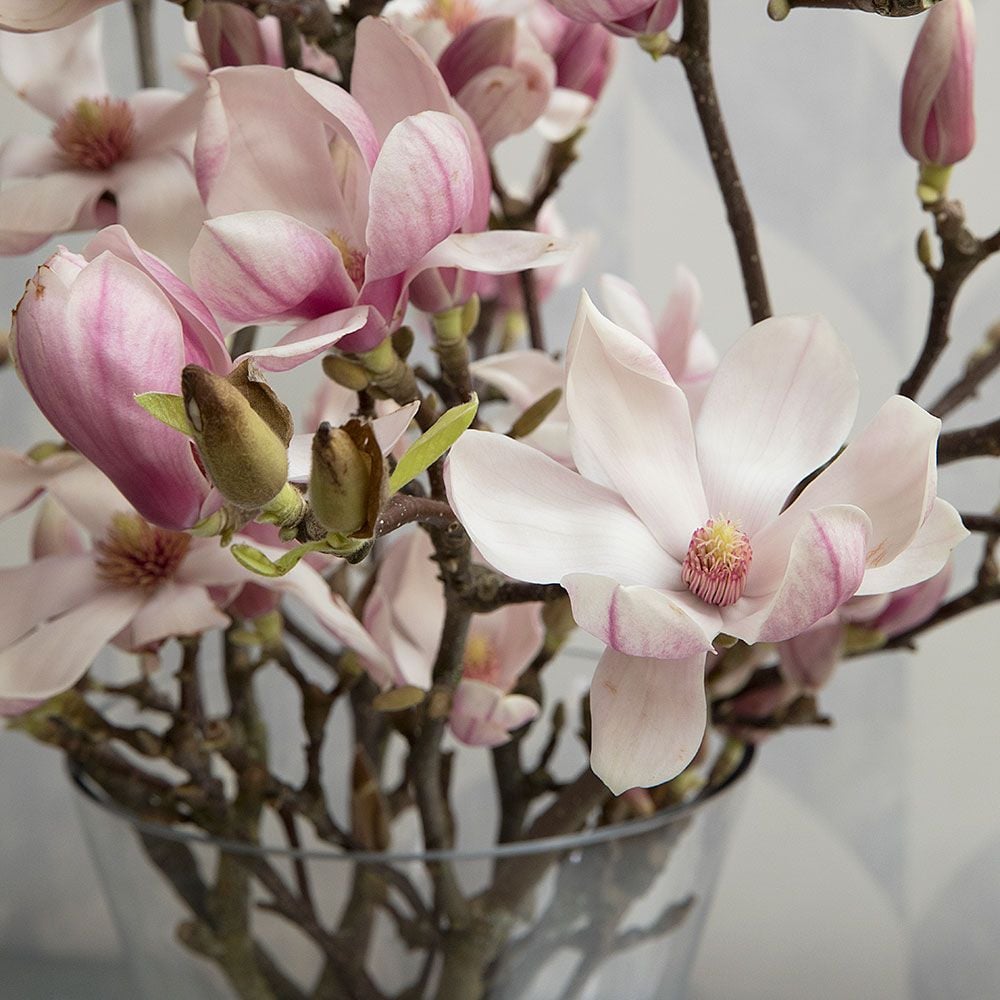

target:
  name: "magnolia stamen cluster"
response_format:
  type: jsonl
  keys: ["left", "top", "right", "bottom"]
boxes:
{"left": 52, "top": 97, "right": 135, "bottom": 171}
{"left": 681, "top": 517, "right": 753, "bottom": 607}
{"left": 94, "top": 513, "right": 191, "bottom": 589}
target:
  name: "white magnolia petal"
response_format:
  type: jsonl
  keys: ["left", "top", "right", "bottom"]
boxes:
{"left": 413, "top": 230, "right": 569, "bottom": 276}
{"left": 725, "top": 505, "right": 871, "bottom": 645}
{"left": 786, "top": 395, "right": 941, "bottom": 574}
{"left": 590, "top": 648, "right": 707, "bottom": 795}
{"left": 450, "top": 680, "right": 538, "bottom": 747}
{"left": 565, "top": 292, "right": 707, "bottom": 558}
{"left": 857, "top": 498, "right": 968, "bottom": 596}
{"left": 470, "top": 602, "right": 545, "bottom": 692}
{"left": 372, "top": 400, "right": 420, "bottom": 455}
{"left": 561, "top": 573, "right": 718, "bottom": 660}
{"left": 469, "top": 350, "right": 565, "bottom": 412}
{"left": 0, "top": 589, "right": 146, "bottom": 702}
{"left": 696, "top": 314, "right": 859, "bottom": 538}
{"left": 599, "top": 273, "right": 656, "bottom": 349}
{"left": 446, "top": 429, "right": 677, "bottom": 587}
{"left": 0, "top": 555, "right": 101, "bottom": 647}
{"left": 122, "top": 581, "right": 230, "bottom": 650}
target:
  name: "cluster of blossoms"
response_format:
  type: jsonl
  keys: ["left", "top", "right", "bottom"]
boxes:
{"left": 0, "top": 0, "right": 982, "bottom": 808}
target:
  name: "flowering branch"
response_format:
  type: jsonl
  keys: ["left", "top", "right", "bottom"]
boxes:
{"left": 677, "top": 0, "right": 772, "bottom": 324}
{"left": 128, "top": 0, "right": 159, "bottom": 88}
{"left": 768, "top": 0, "right": 935, "bottom": 17}
{"left": 898, "top": 200, "right": 1000, "bottom": 400}
{"left": 929, "top": 321, "right": 1000, "bottom": 417}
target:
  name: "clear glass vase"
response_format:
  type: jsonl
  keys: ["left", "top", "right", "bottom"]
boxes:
{"left": 72, "top": 741, "right": 752, "bottom": 1000}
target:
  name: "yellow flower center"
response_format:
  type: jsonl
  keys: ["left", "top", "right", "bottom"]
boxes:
{"left": 420, "top": 0, "right": 479, "bottom": 34}
{"left": 681, "top": 516, "right": 753, "bottom": 607}
{"left": 52, "top": 97, "right": 135, "bottom": 171}
{"left": 462, "top": 631, "right": 501, "bottom": 686}
{"left": 95, "top": 513, "right": 191, "bottom": 589}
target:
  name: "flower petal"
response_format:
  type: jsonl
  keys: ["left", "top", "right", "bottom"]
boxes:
{"left": 469, "top": 602, "right": 545, "bottom": 692}
{"left": 777, "top": 618, "right": 844, "bottom": 691}
{"left": 11, "top": 250, "right": 209, "bottom": 530}
{"left": 725, "top": 505, "right": 871, "bottom": 645}
{"left": 599, "top": 273, "right": 656, "bottom": 348}
{"left": 857, "top": 498, "right": 967, "bottom": 596}
{"left": 590, "top": 647, "right": 707, "bottom": 794}
{"left": 0, "top": 0, "right": 115, "bottom": 33}
{"left": 413, "top": 230, "right": 569, "bottom": 276}
{"left": 365, "top": 111, "right": 474, "bottom": 281}
{"left": 190, "top": 211, "right": 358, "bottom": 324}
{"left": 0, "top": 171, "right": 107, "bottom": 255}
{"left": 696, "top": 314, "right": 859, "bottom": 538}
{"left": 446, "top": 429, "right": 677, "bottom": 586}
{"left": 0, "top": 13, "right": 106, "bottom": 119}
{"left": 238, "top": 307, "right": 370, "bottom": 373}
{"left": 562, "top": 572, "right": 719, "bottom": 659}
{"left": 351, "top": 16, "right": 453, "bottom": 143}
{"left": 0, "top": 588, "right": 146, "bottom": 702}
{"left": 450, "top": 680, "right": 538, "bottom": 747}
{"left": 120, "top": 581, "right": 229, "bottom": 650}
{"left": 565, "top": 292, "right": 707, "bottom": 558}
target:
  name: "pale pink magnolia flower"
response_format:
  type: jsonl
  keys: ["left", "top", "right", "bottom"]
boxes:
{"left": 547, "top": 0, "right": 678, "bottom": 41}
{"left": 447, "top": 292, "right": 967, "bottom": 791}
{"left": 362, "top": 531, "right": 543, "bottom": 747}
{"left": 0, "top": 16, "right": 205, "bottom": 270}
{"left": 0, "top": 455, "right": 391, "bottom": 713}
{"left": 0, "top": 0, "right": 114, "bottom": 32}
{"left": 436, "top": 17, "right": 555, "bottom": 149}
{"left": 600, "top": 266, "right": 717, "bottom": 414}
{"left": 901, "top": 0, "right": 976, "bottom": 167}
{"left": 10, "top": 226, "right": 368, "bottom": 530}
{"left": 386, "top": 0, "right": 608, "bottom": 143}
{"left": 189, "top": 17, "right": 564, "bottom": 353}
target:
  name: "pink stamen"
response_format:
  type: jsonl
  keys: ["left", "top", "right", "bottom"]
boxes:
{"left": 52, "top": 97, "right": 135, "bottom": 171}
{"left": 681, "top": 517, "right": 752, "bottom": 607}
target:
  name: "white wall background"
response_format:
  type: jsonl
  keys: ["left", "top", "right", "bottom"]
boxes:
{"left": 1, "top": 2, "right": 999, "bottom": 997}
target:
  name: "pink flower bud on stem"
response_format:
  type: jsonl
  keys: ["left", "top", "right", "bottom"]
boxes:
{"left": 900, "top": 0, "right": 976, "bottom": 202}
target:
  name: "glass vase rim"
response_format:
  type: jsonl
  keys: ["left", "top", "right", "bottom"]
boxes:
{"left": 68, "top": 742, "right": 754, "bottom": 865}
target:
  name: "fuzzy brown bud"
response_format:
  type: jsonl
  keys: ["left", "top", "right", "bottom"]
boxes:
{"left": 309, "top": 420, "right": 387, "bottom": 537}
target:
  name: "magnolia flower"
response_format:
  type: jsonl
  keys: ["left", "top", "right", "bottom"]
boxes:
{"left": 0, "top": 454, "right": 390, "bottom": 712}
{"left": 0, "top": 16, "right": 204, "bottom": 269}
{"left": 190, "top": 17, "right": 564, "bottom": 353}
{"left": 437, "top": 17, "right": 555, "bottom": 149}
{"left": 0, "top": 0, "right": 114, "bottom": 32}
{"left": 547, "top": 0, "right": 679, "bottom": 42}
{"left": 447, "top": 293, "right": 967, "bottom": 791}
{"left": 10, "top": 227, "right": 367, "bottom": 530}
{"left": 362, "top": 531, "right": 543, "bottom": 747}
{"left": 900, "top": 0, "right": 976, "bottom": 168}
{"left": 600, "top": 266, "right": 717, "bottom": 413}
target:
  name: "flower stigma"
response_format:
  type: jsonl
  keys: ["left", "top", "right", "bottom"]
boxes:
{"left": 52, "top": 97, "right": 136, "bottom": 171}
{"left": 681, "top": 516, "right": 753, "bottom": 607}
{"left": 420, "top": 0, "right": 479, "bottom": 34}
{"left": 95, "top": 513, "right": 191, "bottom": 589}
{"left": 462, "top": 631, "right": 501, "bottom": 685}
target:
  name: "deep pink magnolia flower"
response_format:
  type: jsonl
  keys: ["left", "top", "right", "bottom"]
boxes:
{"left": 189, "top": 17, "right": 564, "bottom": 351}
{"left": 900, "top": 0, "right": 976, "bottom": 167}
{"left": 10, "top": 226, "right": 367, "bottom": 530}
{"left": 0, "top": 0, "right": 114, "bottom": 32}
{"left": 0, "top": 455, "right": 391, "bottom": 713}
{"left": 0, "top": 16, "right": 205, "bottom": 269}
{"left": 528, "top": 3, "right": 616, "bottom": 103}
{"left": 447, "top": 293, "right": 967, "bottom": 791}
{"left": 546, "top": 0, "right": 678, "bottom": 41}
{"left": 362, "top": 531, "right": 543, "bottom": 747}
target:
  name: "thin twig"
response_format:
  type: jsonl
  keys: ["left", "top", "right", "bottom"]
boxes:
{"left": 129, "top": 0, "right": 159, "bottom": 88}
{"left": 676, "top": 1, "right": 772, "bottom": 324}
{"left": 518, "top": 270, "right": 545, "bottom": 352}
{"left": 769, "top": 0, "right": 933, "bottom": 16}
{"left": 929, "top": 322, "right": 1000, "bottom": 418}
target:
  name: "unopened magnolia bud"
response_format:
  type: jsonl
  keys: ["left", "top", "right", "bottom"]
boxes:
{"left": 392, "top": 326, "right": 415, "bottom": 361}
{"left": 323, "top": 354, "right": 371, "bottom": 392}
{"left": 310, "top": 421, "right": 387, "bottom": 537}
{"left": 182, "top": 365, "right": 289, "bottom": 510}
{"left": 900, "top": 0, "right": 976, "bottom": 170}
